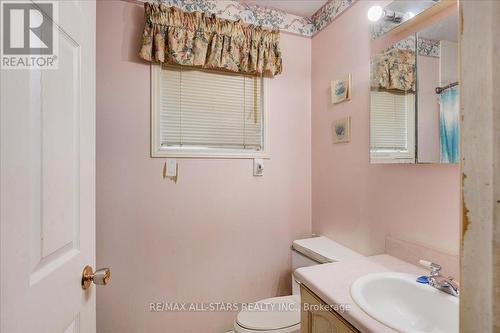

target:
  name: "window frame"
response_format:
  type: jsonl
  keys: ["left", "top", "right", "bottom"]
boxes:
{"left": 150, "top": 64, "right": 270, "bottom": 159}
{"left": 369, "top": 91, "right": 416, "bottom": 164}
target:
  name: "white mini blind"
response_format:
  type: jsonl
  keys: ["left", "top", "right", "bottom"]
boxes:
{"left": 370, "top": 91, "right": 415, "bottom": 152}
{"left": 159, "top": 65, "right": 263, "bottom": 151}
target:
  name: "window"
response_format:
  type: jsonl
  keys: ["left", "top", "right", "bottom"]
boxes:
{"left": 370, "top": 91, "right": 415, "bottom": 163}
{"left": 151, "top": 64, "right": 268, "bottom": 158}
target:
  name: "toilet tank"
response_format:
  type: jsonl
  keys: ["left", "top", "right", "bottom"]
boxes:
{"left": 290, "top": 236, "right": 364, "bottom": 295}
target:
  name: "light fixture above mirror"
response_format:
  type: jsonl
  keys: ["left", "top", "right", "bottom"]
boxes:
{"left": 367, "top": 5, "right": 405, "bottom": 23}
{"left": 369, "top": 0, "right": 440, "bottom": 39}
{"left": 367, "top": 5, "right": 384, "bottom": 22}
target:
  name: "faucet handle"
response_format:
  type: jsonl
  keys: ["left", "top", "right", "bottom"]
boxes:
{"left": 446, "top": 276, "right": 459, "bottom": 288}
{"left": 419, "top": 260, "right": 442, "bottom": 276}
{"left": 441, "top": 276, "right": 460, "bottom": 296}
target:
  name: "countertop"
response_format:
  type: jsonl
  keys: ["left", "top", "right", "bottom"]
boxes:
{"left": 294, "top": 254, "right": 427, "bottom": 333}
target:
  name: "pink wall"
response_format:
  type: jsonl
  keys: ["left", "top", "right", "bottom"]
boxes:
{"left": 311, "top": 1, "right": 460, "bottom": 256}
{"left": 96, "top": 1, "right": 311, "bottom": 332}
{"left": 96, "top": 0, "right": 461, "bottom": 331}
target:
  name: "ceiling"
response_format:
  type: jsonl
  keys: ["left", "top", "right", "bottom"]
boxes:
{"left": 242, "top": 0, "right": 328, "bottom": 18}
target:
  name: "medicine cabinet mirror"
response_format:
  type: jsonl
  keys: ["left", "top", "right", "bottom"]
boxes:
{"left": 369, "top": 1, "right": 459, "bottom": 164}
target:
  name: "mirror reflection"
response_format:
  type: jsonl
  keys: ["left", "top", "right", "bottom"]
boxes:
{"left": 370, "top": 35, "right": 416, "bottom": 163}
{"left": 369, "top": 1, "right": 459, "bottom": 164}
{"left": 417, "top": 13, "right": 459, "bottom": 163}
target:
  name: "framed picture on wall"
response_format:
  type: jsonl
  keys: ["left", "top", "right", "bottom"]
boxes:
{"left": 332, "top": 117, "right": 351, "bottom": 143}
{"left": 331, "top": 74, "right": 352, "bottom": 104}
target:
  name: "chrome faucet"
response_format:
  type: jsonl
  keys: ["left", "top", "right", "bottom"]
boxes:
{"left": 419, "top": 260, "right": 459, "bottom": 297}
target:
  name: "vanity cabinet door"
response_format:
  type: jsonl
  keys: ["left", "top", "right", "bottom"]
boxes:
{"left": 300, "top": 285, "right": 359, "bottom": 333}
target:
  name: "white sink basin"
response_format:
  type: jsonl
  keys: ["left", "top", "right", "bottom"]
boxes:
{"left": 350, "top": 272, "right": 458, "bottom": 333}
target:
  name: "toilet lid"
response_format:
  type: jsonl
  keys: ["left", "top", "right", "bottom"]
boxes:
{"left": 236, "top": 295, "right": 300, "bottom": 331}
{"left": 292, "top": 236, "right": 364, "bottom": 263}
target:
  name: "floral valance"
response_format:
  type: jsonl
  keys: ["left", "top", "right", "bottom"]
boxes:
{"left": 139, "top": 3, "right": 283, "bottom": 77}
{"left": 371, "top": 48, "right": 416, "bottom": 92}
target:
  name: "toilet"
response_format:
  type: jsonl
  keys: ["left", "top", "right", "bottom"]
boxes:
{"left": 232, "top": 236, "right": 364, "bottom": 333}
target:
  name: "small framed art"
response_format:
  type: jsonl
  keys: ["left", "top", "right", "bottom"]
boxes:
{"left": 331, "top": 74, "right": 352, "bottom": 104}
{"left": 332, "top": 117, "right": 351, "bottom": 143}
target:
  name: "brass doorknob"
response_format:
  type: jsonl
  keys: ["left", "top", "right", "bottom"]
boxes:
{"left": 81, "top": 265, "right": 111, "bottom": 290}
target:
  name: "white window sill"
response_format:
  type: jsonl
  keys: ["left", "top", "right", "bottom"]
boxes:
{"left": 370, "top": 150, "right": 415, "bottom": 164}
{"left": 152, "top": 147, "right": 270, "bottom": 159}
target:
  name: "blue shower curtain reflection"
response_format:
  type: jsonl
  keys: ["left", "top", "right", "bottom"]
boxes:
{"left": 439, "top": 86, "right": 459, "bottom": 163}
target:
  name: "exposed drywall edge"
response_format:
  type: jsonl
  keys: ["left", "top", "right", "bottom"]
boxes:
{"left": 491, "top": 1, "right": 500, "bottom": 330}
{"left": 461, "top": 173, "right": 469, "bottom": 237}
{"left": 460, "top": 1, "right": 497, "bottom": 332}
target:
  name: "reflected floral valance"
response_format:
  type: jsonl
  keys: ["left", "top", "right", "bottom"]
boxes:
{"left": 139, "top": 3, "right": 283, "bottom": 77}
{"left": 371, "top": 48, "right": 416, "bottom": 92}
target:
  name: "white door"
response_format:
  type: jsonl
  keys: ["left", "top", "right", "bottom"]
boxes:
{"left": 1, "top": 1, "right": 98, "bottom": 332}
